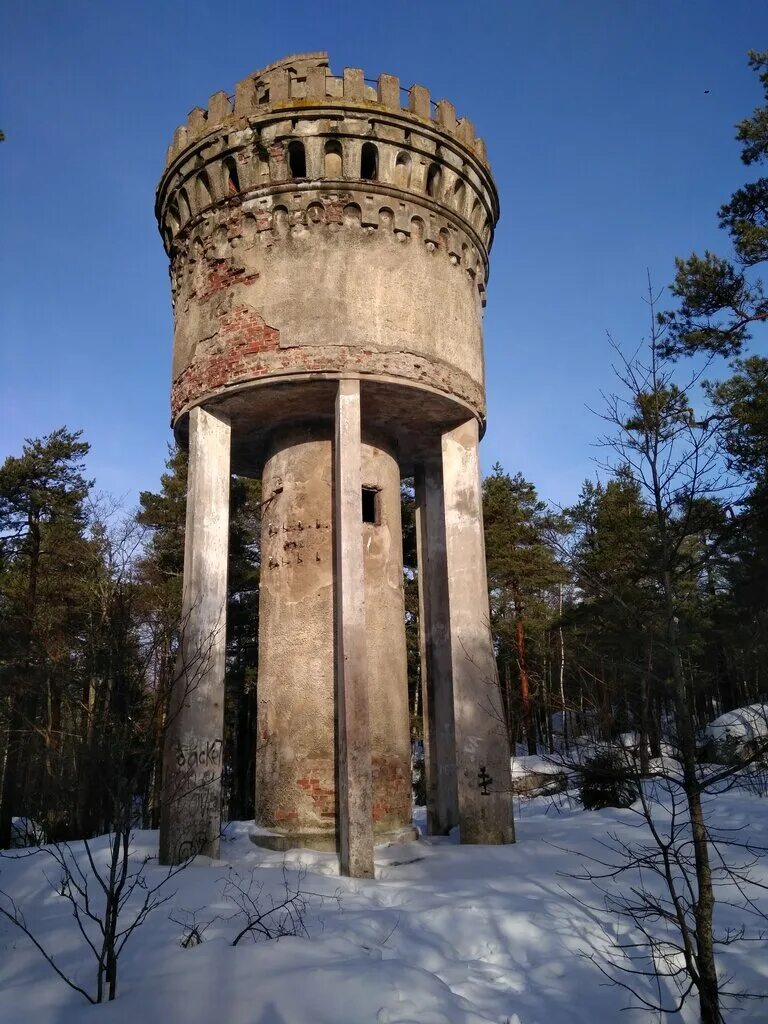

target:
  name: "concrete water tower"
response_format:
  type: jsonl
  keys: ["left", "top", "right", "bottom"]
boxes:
{"left": 155, "top": 52, "right": 512, "bottom": 876}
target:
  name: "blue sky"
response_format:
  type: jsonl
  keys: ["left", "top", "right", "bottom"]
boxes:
{"left": 1, "top": 1, "right": 765, "bottom": 508}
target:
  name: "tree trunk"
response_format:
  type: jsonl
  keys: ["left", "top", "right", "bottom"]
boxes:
{"left": 664, "top": 568, "right": 720, "bottom": 1024}
{"left": 514, "top": 613, "right": 536, "bottom": 755}
{"left": 544, "top": 649, "right": 555, "bottom": 755}
{"left": 638, "top": 642, "right": 651, "bottom": 775}
{"left": 0, "top": 513, "right": 41, "bottom": 847}
{"left": 558, "top": 586, "right": 567, "bottom": 753}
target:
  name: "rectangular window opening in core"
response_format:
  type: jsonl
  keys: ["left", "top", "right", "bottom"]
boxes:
{"left": 362, "top": 486, "right": 380, "bottom": 525}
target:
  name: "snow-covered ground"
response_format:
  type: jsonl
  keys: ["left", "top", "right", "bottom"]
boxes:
{"left": 1, "top": 790, "right": 767, "bottom": 1024}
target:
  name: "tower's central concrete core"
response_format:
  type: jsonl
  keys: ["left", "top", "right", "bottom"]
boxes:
{"left": 156, "top": 52, "right": 512, "bottom": 876}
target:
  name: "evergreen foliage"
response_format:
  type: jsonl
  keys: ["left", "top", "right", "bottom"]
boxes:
{"left": 482, "top": 466, "right": 567, "bottom": 754}
{"left": 577, "top": 750, "right": 639, "bottom": 811}
{"left": 661, "top": 50, "right": 768, "bottom": 358}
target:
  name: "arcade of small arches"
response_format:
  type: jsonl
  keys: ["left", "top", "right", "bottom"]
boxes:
{"left": 160, "top": 126, "right": 494, "bottom": 257}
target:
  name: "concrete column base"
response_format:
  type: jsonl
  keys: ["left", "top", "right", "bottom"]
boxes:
{"left": 249, "top": 823, "right": 418, "bottom": 854}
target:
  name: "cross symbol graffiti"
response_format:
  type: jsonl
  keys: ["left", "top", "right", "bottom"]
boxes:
{"left": 477, "top": 765, "right": 493, "bottom": 795}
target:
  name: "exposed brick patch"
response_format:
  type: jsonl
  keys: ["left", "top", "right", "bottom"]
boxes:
{"left": 172, "top": 307, "right": 280, "bottom": 413}
{"left": 296, "top": 769, "right": 336, "bottom": 817}
{"left": 371, "top": 755, "right": 411, "bottom": 826}
{"left": 274, "top": 809, "right": 298, "bottom": 822}
{"left": 199, "top": 262, "right": 259, "bottom": 301}
{"left": 171, "top": 344, "right": 484, "bottom": 420}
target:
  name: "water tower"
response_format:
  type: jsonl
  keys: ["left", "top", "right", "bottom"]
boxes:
{"left": 155, "top": 53, "right": 512, "bottom": 876}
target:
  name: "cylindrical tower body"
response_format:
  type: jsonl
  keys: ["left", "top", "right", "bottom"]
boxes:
{"left": 156, "top": 52, "right": 512, "bottom": 869}
{"left": 256, "top": 425, "right": 411, "bottom": 847}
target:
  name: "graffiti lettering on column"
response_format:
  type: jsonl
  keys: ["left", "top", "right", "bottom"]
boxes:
{"left": 264, "top": 518, "right": 331, "bottom": 570}
{"left": 175, "top": 735, "right": 223, "bottom": 771}
{"left": 171, "top": 733, "right": 223, "bottom": 860}
{"left": 176, "top": 831, "right": 210, "bottom": 862}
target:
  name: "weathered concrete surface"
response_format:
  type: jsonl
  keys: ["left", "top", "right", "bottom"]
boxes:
{"left": 441, "top": 418, "right": 513, "bottom": 845}
{"left": 159, "top": 406, "right": 231, "bottom": 864}
{"left": 334, "top": 380, "right": 374, "bottom": 878}
{"left": 415, "top": 458, "right": 459, "bottom": 835}
{"left": 363, "top": 433, "right": 412, "bottom": 835}
{"left": 254, "top": 416, "right": 411, "bottom": 864}
{"left": 255, "top": 423, "right": 336, "bottom": 845}
{"left": 157, "top": 54, "right": 512, "bottom": 871}
{"left": 156, "top": 55, "right": 499, "bottom": 442}
{"left": 167, "top": 209, "right": 486, "bottom": 425}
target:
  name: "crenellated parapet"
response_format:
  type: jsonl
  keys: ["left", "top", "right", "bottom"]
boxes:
{"left": 156, "top": 52, "right": 499, "bottom": 295}
{"left": 163, "top": 52, "right": 489, "bottom": 170}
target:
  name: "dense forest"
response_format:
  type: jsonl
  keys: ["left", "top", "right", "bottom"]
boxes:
{"left": 1, "top": 50, "right": 767, "bottom": 855}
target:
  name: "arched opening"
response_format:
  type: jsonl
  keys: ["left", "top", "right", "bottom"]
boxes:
{"left": 272, "top": 205, "right": 289, "bottom": 235}
{"left": 426, "top": 162, "right": 442, "bottom": 199}
{"left": 453, "top": 179, "right": 465, "bottom": 214}
{"left": 167, "top": 200, "right": 180, "bottom": 233}
{"left": 178, "top": 187, "right": 191, "bottom": 223}
{"left": 288, "top": 141, "right": 306, "bottom": 179}
{"left": 360, "top": 142, "right": 378, "bottom": 181}
{"left": 307, "top": 202, "right": 325, "bottom": 224}
{"left": 197, "top": 169, "right": 213, "bottom": 206}
{"left": 224, "top": 156, "right": 240, "bottom": 196}
{"left": 394, "top": 152, "right": 411, "bottom": 189}
{"left": 242, "top": 213, "right": 257, "bottom": 243}
{"left": 256, "top": 145, "right": 270, "bottom": 185}
{"left": 470, "top": 198, "right": 481, "bottom": 227}
{"left": 343, "top": 203, "right": 362, "bottom": 227}
{"left": 324, "top": 140, "right": 343, "bottom": 178}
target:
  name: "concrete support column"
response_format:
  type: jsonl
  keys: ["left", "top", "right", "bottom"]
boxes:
{"left": 415, "top": 458, "right": 459, "bottom": 835}
{"left": 441, "top": 418, "right": 514, "bottom": 845}
{"left": 159, "top": 405, "right": 231, "bottom": 864}
{"left": 334, "top": 379, "right": 374, "bottom": 878}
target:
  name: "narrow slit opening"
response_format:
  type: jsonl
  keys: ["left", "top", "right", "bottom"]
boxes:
{"left": 288, "top": 140, "right": 306, "bottom": 178}
{"left": 362, "top": 487, "right": 380, "bottom": 525}
{"left": 360, "top": 142, "right": 378, "bottom": 181}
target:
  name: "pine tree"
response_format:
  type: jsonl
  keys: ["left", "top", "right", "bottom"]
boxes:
{"left": 661, "top": 50, "right": 768, "bottom": 357}
{"left": 565, "top": 470, "right": 661, "bottom": 760}
{"left": 482, "top": 466, "right": 566, "bottom": 754}
{"left": 707, "top": 356, "right": 768, "bottom": 701}
{"left": 0, "top": 429, "right": 91, "bottom": 846}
